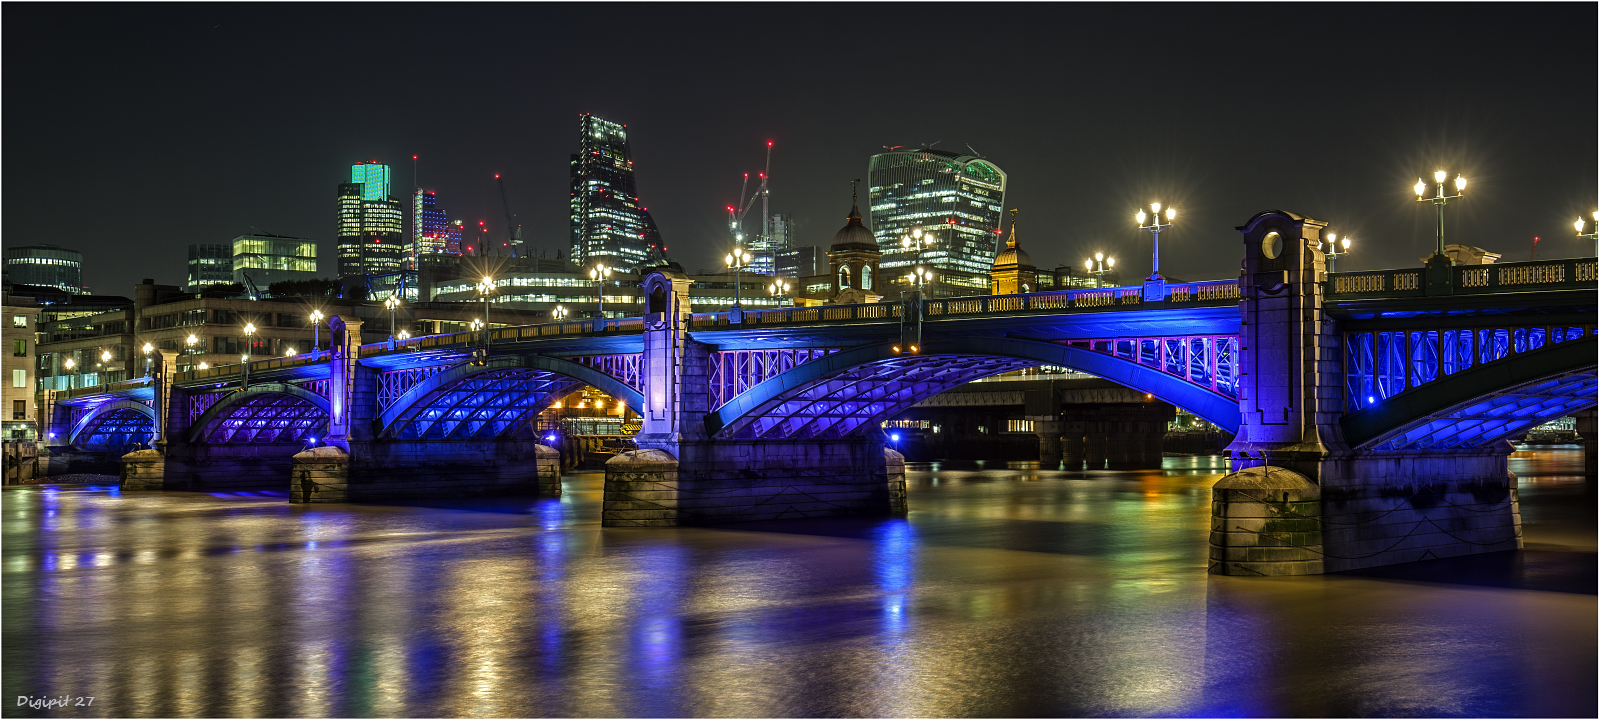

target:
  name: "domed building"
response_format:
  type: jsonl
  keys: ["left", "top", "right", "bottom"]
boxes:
{"left": 989, "top": 209, "right": 1036, "bottom": 295}
{"left": 827, "top": 182, "right": 883, "bottom": 304}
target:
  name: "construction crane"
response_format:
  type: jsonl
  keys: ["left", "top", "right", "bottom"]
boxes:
{"left": 495, "top": 174, "right": 523, "bottom": 258}
{"left": 725, "top": 142, "right": 773, "bottom": 255}
{"left": 239, "top": 271, "right": 263, "bottom": 301}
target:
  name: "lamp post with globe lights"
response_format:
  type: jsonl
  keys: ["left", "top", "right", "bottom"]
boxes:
{"left": 1415, "top": 171, "right": 1467, "bottom": 260}
{"left": 588, "top": 265, "right": 611, "bottom": 330}
{"left": 1136, "top": 203, "right": 1175, "bottom": 284}
{"left": 63, "top": 357, "right": 77, "bottom": 390}
{"left": 1576, "top": 211, "right": 1598, "bottom": 251}
{"left": 475, "top": 276, "right": 496, "bottom": 345}
{"left": 1324, "top": 233, "right": 1353, "bottom": 273}
{"left": 142, "top": 342, "right": 154, "bottom": 377}
{"left": 552, "top": 305, "right": 569, "bottom": 322}
{"left": 185, "top": 334, "right": 199, "bottom": 371}
{"left": 1085, "top": 253, "right": 1115, "bottom": 288}
{"left": 768, "top": 279, "right": 791, "bottom": 308}
{"left": 725, "top": 249, "right": 751, "bottom": 322}
{"left": 309, "top": 309, "right": 324, "bottom": 356}
{"left": 241, "top": 322, "right": 256, "bottom": 391}
{"left": 384, "top": 295, "right": 401, "bottom": 341}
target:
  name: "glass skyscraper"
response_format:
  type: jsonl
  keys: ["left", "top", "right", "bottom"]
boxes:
{"left": 185, "top": 244, "right": 233, "bottom": 290}
{"left": 569, "top": 114, "right": 663, "bottom": 269}
{"left": 231, "top": 234, "right": 318, "bottom": 286}
{"left": 866, "top": 148, "right": 1008, "bottom": 277}
{"left": 411, "top": 189, "right": 462, "bottom": 262}
{"left": 336, "top": 161, "right": 405, "bottom": 278}
{"left": 3, "top": 245, "right": 84, "bottom": 294}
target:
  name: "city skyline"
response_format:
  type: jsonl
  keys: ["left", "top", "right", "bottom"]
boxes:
{"left": 4, "top": 4, "right": 1595, "bottom": 295}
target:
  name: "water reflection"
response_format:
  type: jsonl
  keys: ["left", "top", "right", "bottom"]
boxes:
{"left": 2, "top": 452, "right": 1593, "bottom": 717}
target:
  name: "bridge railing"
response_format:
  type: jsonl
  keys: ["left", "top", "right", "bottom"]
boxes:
{"left": 1329, "top": 257, "right": 1598, "bottom": 299}
{"left": 176, "top": 352, "right": 330, "bottom": 385}
{"left": 55, "top": 377, "right": 154, "bottom": 402}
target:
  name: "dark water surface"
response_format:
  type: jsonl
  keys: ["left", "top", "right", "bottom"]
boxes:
{"left": 3, "top": 450, "right": 1594, "bottom": 718}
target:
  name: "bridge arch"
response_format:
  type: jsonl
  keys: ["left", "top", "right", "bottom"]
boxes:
{"left": 187, "top": 382, "right": 331, "bottom": 444}
{"left": 706, "top": 337, "right": 1241, "bottom": 440}
{"left": 1342, "top": 335, "right": 1597, "bottom": 451}
{"left": 379, "top": 355, "right": 646, "bottom": 440}
{"left": 68, "top": 400, "right": 155, "bottom": 449}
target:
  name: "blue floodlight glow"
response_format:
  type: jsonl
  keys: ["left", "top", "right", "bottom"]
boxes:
{"left": 1368, "top": 396, "right": 1375, "bottom": 404}
{"left": 544, "top": 434, "right": 557, "bottom": 442}
{"left": 891, "top": 433, "right": 901, "bottom": 442}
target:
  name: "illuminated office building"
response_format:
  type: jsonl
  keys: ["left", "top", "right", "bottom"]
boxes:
{"left": 867, "top": 148, "right": 1008, "bottom": 276}
{"left": 4, "top": 245, "right": 85, "bottom": 294}
{"left": 231, "top": 233, "right": 318, "bottom": 286}
{"left": 336, "top": 161, "right": 405, "bottom": 278}
{"left": 569, "top": 114, "right": 663, "bottom": 269}
{"left": 411, "top": 189, "right": 462, "bottom": 262}
{"left": 185, "top": 244, "right": 233, "bottom": 291}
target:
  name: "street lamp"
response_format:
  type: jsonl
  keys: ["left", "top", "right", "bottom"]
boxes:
{"left": 63, "top": 357, "right": 76, "bottom": 390}
{"left": 1576, "top": 211, "right": 1598, "bottom": 248}
{"left": 100, "top": 348, "right": 112, "bottom": 383}
{"left": 284, "top": 347, "right": 297, "bottom": 357}
{"left": 242, "top": 322, "right": 256, "bottom": 391}
{"left": 552, "top": 305, "right": 569, "bottom": 321}
{"left": 384, "top": 295, "right": 401, "bottom": 341}
{"left": 1324, "top": 233, "right": 1353, "bottom": 273}
{"left": 1084, "top": 253, "right": 1115, "bottom": 288}
{"left": 309, "top": 309, "right": 324, "bottom": 355}
{"left": 587, "top": 264, "right": 611, "bottom": 330}
{"left": 1415, "top": 170, "right": 1467, "bottom": 259}
{"left": 1136, "top": 202, "right": 1175, "bottom": 282}
{"left": 905, "top": 266, "right": 934, "bottom": 288}
{"left": 142, "top": 342, "right": 154, "bottom": 377}
{"left": 902, "top": 226, "right": 936, "bottom": 293}
{"left": 185, "top": 334, "right": 199, "bottom": 371}
{"left": 724, "top": 249, "right": 751, "bottom": 314}
{"left": 475, "top": 276, "right": 496, "bottom": 345}
{"left": 768, "top": 279, "right": 791, "bottom": 307}
{"left": 397, "top": 330, "right": 410, "bottom": 343}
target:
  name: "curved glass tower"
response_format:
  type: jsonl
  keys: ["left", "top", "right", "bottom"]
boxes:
{"left": 569, "top": 114, "right": 664, "bottom": 270}
{"left": 866, "top": 148, "right": 1008, "bottom": 281}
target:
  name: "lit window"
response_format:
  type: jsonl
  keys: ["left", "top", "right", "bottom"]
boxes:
{"left": 12, "top": 315, "right": 26, "bottom": 328}
{"left": 11, "top": 369, "right": 25, "bottom": 388}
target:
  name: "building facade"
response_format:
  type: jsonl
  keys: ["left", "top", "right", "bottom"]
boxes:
{"left": 777, "top": 245, "right": 824, "bottom": 279}
{"left": 231, "top": 234, "right": 318, "bottom": 287}
{"left": 411, "top": 189, "right": 463, "bottom": 262}
{"left": 867, "top": 148, "right": 1008, "bottom": 279}
{"left": 185, "top": 244, "right": 233, "bottom": 291}
{"left": 336, "top": 161, "right": 405, "bottom": 279}
{"left": 569, "top": 114, "right": 663, "bottom": 270}
{"left": 3, "top": 293, "right": 38, "bottom": 439}
{"left": 3, "top": 245, "right": 85, "bottom": 294}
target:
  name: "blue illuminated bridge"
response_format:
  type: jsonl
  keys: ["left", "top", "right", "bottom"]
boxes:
{"left": 39, "top": 211, "right": 1599, "bottom": 575}
{"left": 54, "top": 257, "right": 1594, "bottom": 455}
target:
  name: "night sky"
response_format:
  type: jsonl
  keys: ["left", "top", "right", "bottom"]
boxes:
{"left": 5, "top": 4, "right": 1595, "bottom": 295}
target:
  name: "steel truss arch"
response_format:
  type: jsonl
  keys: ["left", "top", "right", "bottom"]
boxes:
{"left": 69, "top": 400, "right": 155, "bottom": 449}
{"left": 379, "top": 355, "right": 646, "bottom": 440}
{"left": 1342, "top": 335, "right": 1598, "bottom": 451}
{"left": 187, "top": 382, "right": 331, "bottom": 444}
{"left": 706, "top": 337, "right": 1241, "bottom": 440}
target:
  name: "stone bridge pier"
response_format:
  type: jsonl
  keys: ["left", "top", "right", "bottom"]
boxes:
{"left": 1212, "top": 211, "right": 1545, "bottom": 576}
{"left": 603, "top": 270, "right": 907, "bottom": 526}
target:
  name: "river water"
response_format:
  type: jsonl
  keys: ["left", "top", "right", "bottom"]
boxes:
{"left": 3, "top": 449, "right": 1594, "bottom": 718}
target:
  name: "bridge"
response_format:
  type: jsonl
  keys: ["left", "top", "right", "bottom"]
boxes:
{"left": 46, "top": 211, "right": 1597, "bottom": 576}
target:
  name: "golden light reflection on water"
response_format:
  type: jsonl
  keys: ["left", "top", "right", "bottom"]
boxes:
{"left": 2, "top": 453, "right": 1594, "bottom": 718}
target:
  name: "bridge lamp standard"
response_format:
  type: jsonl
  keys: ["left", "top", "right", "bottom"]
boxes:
{"left": 1084, "top": 253, "right": 1115, "bottom": 288}
{"left": 241, "top": 322, "right": 257, "bottom": 391}
{"left": 552, "top": 305, "right": 569, "bottom": 322}
{"left": 1415, "top": 171, "right": 1466, "bottom": 259}
{"left": 308, "top": 309, "right": 324, "bottom": 355}
{"left": 141, "top": 342, "right": 154, "bottom": 378}
{"left": 475, "top": 276, "right": 497, "bottom": 345}
{"left": 63, "top": 357, "right": 76, "bottom": 390}
{"left": 185, "top": 334, "right": 199, "bottom": 372}
{"left": 768, "top": 279, "right": 791, "bottom": 308}
{"left": 384, "top": 295, "right": 401, "bottom": 341}
{"left": 587, "top": 264, "right": 611, "bottom": 331}
{"left": 1136, "top": 203, "right": 1175, "bottom": 282}
{"left": 724, "top": 249, "right": 751, "bottom": 315}
{"left": 1323, "top": 234, "right": 1353, "bottom": 273}
{"left": 1576, "top": 211, "right": 1598, "bottom": 251}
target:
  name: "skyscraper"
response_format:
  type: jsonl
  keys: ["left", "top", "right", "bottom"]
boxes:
{"left": 336, "top": 161, "right": 405, "bottom": 278}
{"left": 867, "top": 148, "right": 1008, "bottom": 278}
{"left": 569, "top": 114, "right": 663, "bottom": 269}
{"left": 185, "top": 244, "right": 233, "bottom": 290}
{"left": 3, "top": 245, "right": 84, "bottom": 294}
{"left": 411, "top": 189, "right": 462, "bottom": 262}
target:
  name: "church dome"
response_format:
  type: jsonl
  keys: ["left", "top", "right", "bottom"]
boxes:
{"left": 831, "top": 193, "right": 879, "bottom": 251}
{"left": 992, "top": 215, "right": 1033, "bottom": 269}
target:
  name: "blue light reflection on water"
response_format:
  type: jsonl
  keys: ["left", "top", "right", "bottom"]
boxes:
{"left": 871, "top": 519, "right": 916, "bottom": 640}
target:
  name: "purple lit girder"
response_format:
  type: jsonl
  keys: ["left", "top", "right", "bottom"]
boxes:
{"left": 74, "top": 406, "right": 154, "bottom": 449}
{"left": 187, "top": 392, "right": 227, "bottom": 425}
{"left": 720, "top": 354, "right": 1036, "bottom": 440}
{"left": 572, "top": 354, "right": 642, "bottom": 392}
{"left": 389, "top": 368, "right": 579, "bottom": 440}
{"left": 378, "top": 367, "right": 447, "bottom": 412}
{"left": 295, "top": 379, "right": 330, "bottom": 400}
{"left": 1346, "top": 324, "right": 1597, "bottom": 412}
{"left": 710, "top": 348, "right": 839, "bottom": 409}
{"left": 200, "top": 394, "right": 327, "bottom": 444}
{"left": 1365, "top": 371, "right": 1597, "bottom": 451}
{"left": 1071, "top": 335, "right": 1240, "bottom": 399}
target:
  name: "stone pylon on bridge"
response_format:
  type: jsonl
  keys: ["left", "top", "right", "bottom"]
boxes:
{"left": 1213, "top": 211, "right": 1523, "bottom": 576}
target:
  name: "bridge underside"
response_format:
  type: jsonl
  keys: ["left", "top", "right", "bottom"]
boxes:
{"left": 1362, "top": 370, "right": 1597, "bottom": 452}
